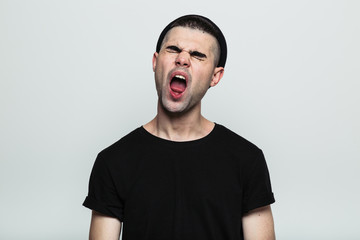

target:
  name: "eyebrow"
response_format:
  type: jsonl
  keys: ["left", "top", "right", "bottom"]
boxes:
{"left": 166, "top": 45, "right": 207, "bottom": 59}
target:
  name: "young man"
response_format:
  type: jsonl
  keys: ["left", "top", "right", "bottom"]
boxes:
{"left": 83, "top": 15, "right": 275, "bottom": 240}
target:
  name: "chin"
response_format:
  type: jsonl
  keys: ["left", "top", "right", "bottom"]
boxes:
{"left": 163, "top": 104, "right": 186, "bottom": 114}
{"left": 160, "top": 99, "right": 188, "bottom": 114}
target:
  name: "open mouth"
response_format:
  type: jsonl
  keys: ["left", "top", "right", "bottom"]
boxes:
{"left": 170, "top": 74, "right": 187, "bottom": 94}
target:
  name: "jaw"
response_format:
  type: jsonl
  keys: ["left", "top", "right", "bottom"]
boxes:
{"left": 159, "top": 87, "right": 205, "bottom": 116}
{"left": 157, "top": 97, "right": 203, "bottom": 120}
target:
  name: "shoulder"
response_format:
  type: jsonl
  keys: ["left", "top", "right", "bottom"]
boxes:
{"left": 214, "top": 123, "right": 262, "bottom": 154}
{"left": 96, "top": 127, "right": 145, "bottom": 161}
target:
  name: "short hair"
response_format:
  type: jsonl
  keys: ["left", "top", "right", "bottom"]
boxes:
{"left": 156, "top": 14, "right": 227, "bottom": 68}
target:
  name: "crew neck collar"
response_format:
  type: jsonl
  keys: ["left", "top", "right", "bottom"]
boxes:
{"left": 139, "top": 123, "right": 219, "bottom": 145}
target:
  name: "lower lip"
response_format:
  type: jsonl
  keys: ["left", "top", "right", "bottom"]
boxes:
{"left": 169, "top": 88, "right": 185, "bottom": 99}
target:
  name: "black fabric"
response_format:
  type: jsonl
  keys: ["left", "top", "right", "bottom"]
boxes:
{"left": 83, "top": 123, "right": 275, "bottom": 240}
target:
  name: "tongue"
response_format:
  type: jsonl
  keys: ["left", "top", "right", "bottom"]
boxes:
{"left": 170, "top": 79, "right": 186, "bottom": 93}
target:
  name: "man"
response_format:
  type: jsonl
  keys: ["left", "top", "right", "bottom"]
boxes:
{"left": 83, "top": 14, "right": 275, "bottom": 240}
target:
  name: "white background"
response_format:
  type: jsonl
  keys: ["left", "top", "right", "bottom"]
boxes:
{"left": 1, "top": 0, "right": 359, "bottom": 239}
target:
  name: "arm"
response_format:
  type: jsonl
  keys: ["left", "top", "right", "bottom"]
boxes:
{"left": 89, "top": 210, "right": 121, "bottom": 240}
{"left": 242, "top": 205, "right": 275, "bottom": 240}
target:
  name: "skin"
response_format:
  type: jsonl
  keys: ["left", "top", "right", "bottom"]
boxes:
{"left": 153, "top": 27, "right": 223, "bottom": 115}
{"left": 89, "top": 211, "right": 121, "bottom": 240}
{"left": 144, "top": 26, "right": 224, "bottom": 141}
{"left": 243, "top": 205, "right": 276, "bottom": 240}
{"left": 89, "top": 26, "right": 275, "bottom": 240}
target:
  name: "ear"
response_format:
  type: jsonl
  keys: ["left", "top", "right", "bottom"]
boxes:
{"left": 152, "top": 52, "right": 158, "bottom": 72}
{"left": 210, "top": 67, "right": 224, "bottom": 87}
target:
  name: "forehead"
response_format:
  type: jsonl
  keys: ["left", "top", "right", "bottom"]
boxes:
{"left": 162, "top": 27, "right": 218, "bottom": 54}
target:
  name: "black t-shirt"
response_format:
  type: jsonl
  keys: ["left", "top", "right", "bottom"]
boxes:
{"left": 83, "top": 123, "right": 275, "bottom": 240}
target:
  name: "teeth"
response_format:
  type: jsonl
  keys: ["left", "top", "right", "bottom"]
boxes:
{"left": 175, "top": 75, "right": 186, "bottom": 80}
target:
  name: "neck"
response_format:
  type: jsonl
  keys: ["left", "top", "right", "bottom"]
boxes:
{"left": 143, "top": 101, "right": 214, "bottom": 142}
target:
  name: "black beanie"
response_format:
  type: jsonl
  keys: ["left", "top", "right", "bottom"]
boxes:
{"left": 156, "top": 14, "right": 227, "bottom": 68}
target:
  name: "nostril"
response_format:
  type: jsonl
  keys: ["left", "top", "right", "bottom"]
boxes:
{"left": 176, "top": 58, "right": 189, "bottom": 66}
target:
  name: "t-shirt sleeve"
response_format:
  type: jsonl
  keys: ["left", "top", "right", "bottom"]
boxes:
{"left": 83, "top": 152, "right": 124, "bottom": 221}
{"left": 242, "top": 149, "right": 275, "bottom": 214}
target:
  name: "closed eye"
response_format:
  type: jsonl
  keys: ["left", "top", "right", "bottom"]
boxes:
{"left": 166, "top": 45, "right": 181, "bottom": 53}
{"left": 190, "top": 51, "right": 207, "bottom": 60}
{"left": 165, "top": 46, "right": 207, "bottom": 61}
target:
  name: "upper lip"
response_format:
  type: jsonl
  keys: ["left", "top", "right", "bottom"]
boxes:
{"left": 169, "top": 70, "right": 189, "bottom": 85}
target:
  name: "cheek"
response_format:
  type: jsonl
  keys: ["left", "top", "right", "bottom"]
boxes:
{"left": 195, "top": 70, "right": 214, "bottom": 87}
{"left": 154, "top": 68, "right": 167, "bottom": 93}
{"left": 155, "top": 59, "right": 171, "bottom": 77}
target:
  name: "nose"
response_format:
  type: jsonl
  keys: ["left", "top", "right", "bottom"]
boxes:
{"left": 175, "top": 51, "right": 190, "bottom": 67}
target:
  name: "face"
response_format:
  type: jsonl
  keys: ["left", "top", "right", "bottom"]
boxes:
{"left": 152, "top": 26, "right": 224, "bottom": 114}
